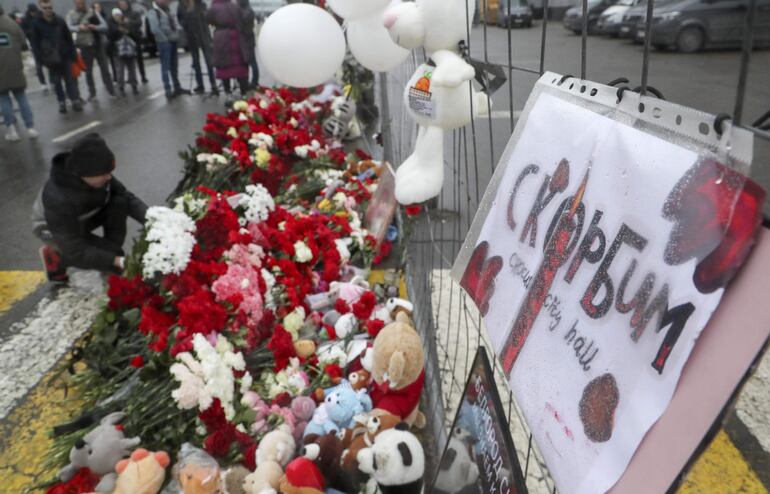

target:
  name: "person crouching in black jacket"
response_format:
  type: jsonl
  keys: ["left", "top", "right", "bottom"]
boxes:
{"left": 38, "top": 133, "right": 147, "bottom": 283}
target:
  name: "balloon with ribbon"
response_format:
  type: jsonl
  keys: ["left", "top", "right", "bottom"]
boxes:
{"left": 258, "top": 4, "right": 346, "bottom": 88}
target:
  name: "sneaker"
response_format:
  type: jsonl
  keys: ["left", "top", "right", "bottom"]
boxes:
{"left": 5, "top": 126, "right": 20, "bottom": 141}
{"left": 39, "top": 245, "right": 69, "bottom": 284}
{"left": 59, "top": 103, "right": 67, "bottom": 114}
{"left": 165, "top": 89, "right": 175, "bottom": 99}
{"left": 210, "top": 88, "right": 220, "bottom": 97}
{"left": 174, "top": 87, "right": 192, "bottom": 96}
{"left": 27, "top": 128, "right": 39, "bottom": 139}
{"left": 193, "top": 86, "right": 205, "bottom": 94}
{"left": 72, "top": 100, "right": 83, "bottom": 112}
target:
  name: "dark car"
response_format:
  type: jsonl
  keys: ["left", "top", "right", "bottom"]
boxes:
{"left": 618, "top": 0, "right": 679, "bottom": 40}
{"left": 637, "top": 0, "right": 770, "bottom": 52}
{"left": 596, "top": 0, "right": 644, "bottom": 35}
{"left": 563, "top": 0, "right": 619, "bottom": 34}
{"left": 498, "top": 0, "right": 534, "bottom": 27}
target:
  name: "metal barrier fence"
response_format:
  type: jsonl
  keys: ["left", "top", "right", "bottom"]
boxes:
{"left": 376, "top": 0, "right": 770, "bottom": 492}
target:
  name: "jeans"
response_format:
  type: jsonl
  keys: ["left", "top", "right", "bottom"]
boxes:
{"left": 115, "top": 56, "right": 138, "bottom": 90}
{"left": 247, "top": 50, "right": 259, "bottom": 86}
{"left": 48, "top": 64, "right": 81, "bottom": 103}
{"left": 32, "top": 53, "right": 47, "bottom": 85}
{"left": 80, "top": 44, "right": 115, "bottom": 96}
{"left": 158, "top": 41, "right": 181, "bottom": 93}
{"left": 189, "top": 42, "right": 216, "bottom": 91}
{"left": 0, "top": 89, "right": 34, "bottom": 128}
{"left": 136, "top": 43, "right": 147, "bottom": 81}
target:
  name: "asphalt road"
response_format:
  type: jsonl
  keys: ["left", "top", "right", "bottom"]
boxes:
{"left": 0, "top": 53, "right": 227, "bottom": 271}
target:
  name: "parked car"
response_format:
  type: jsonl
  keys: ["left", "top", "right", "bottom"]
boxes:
{"left": 250, "top": 0, "right": 287, "bottom": 21}
{"left": 617, "top": 0, "right": 678, "bottom": 40}
{"left": 597, "top": 0, "right": 643, "bottom": 35}
{"left": 637, "top": 0, "right": 770, "bottom": 52}
{"left": 563, "top": 0, "right": 619, "bottom": 34}
{"left": 498, "top": 0, "right": 534, "bottom": 27}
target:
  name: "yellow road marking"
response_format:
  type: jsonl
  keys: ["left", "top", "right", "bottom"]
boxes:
{"left": 679, "top": 429, "right": 767, "bottom": 494}
{"left": 0, "top": 271, "right": 45, "bottom": 315}
{"left": 0, "top": 364, "right": 86, "bottom": 494}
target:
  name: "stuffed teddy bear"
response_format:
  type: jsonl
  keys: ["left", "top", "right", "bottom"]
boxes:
{"left": 173, "top": 444, "right": 221, "bottom": 494}
{"left": 369, "top": 313, "right": 426, "bottom": 428}
{"left": 304, "top": 386, "right": 373, "bottom": 437}
{"left": 221, "top": 465, "right": 250, "bottom": 494}
{"left": 278, "top": 457, "right": 325, "bottom": 494}
{"left": 383, "top": 0, "right": 489, "bottom": 205}
{"left": 348, "top": 369, "right": 371, "bottom": 391}
{"left": 111, "top": 448, "right": 170, "bottom": 494}
{"left": 339, "top": 413, "right": 403, "bottom": 487}
{"left": 243, "top": 462, "right": 283, "bottom": 494}
{"left": 290, "top": 396, "right": 317, "bottom": 441}
{"left": 356, "top": 423, "right": 425, "bottom": 494}
{"left": 59, "top": 412, "right": 141, "bottom": 493}
{"left": 244, "top": 424, "right": 296, "bottom": 494}
{"left": 300, "top": 432, "right": 349, "bottom": 492}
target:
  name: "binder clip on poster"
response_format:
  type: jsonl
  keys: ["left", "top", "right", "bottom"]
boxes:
{"left": 384, "top": 0, "right": 491, "bottom": 205}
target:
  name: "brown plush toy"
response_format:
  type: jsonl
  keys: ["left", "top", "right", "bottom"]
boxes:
{"left": 340, "top": 413, "right": 403, "bottom": 483}
{"left": 301, "top": 432, "right": 348, "bottom": 491}
{"left": 112, "top": 448, "right": 170, "bottom": 494}
{"left": 348, "top": 369, "right": 371, "bottom": 391}
{"left": 369, "top": 313, "right": 427, "bottom": 428}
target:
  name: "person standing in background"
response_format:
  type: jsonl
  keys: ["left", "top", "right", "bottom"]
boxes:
{"left": 118, "top": 0, "right": 147, "bottom": 84}
{"left": 0, "top": 5, "right": 39, "bottom": 141}
{"left": 147, "top": 0, "right": 190, "bottom": 99}
{"left": 178, "top": 0, "right": 217, "bottom": 95}
{"left": 237, "top": 0, "right": 258, "bottom": 90}
{"left": 20, "top": 3, "right": 48, "bottom": 91}
{"left": 66, "top": 0, "right": 116, "bottom": 99}
{"left": 31, "top": 0, "right": 83, "bottom": 113}
{"left": 107, "top": 7, "right": 138, "bottom": 95}
{"left": 207, "top": 0, "right": 248, "bottom": 96}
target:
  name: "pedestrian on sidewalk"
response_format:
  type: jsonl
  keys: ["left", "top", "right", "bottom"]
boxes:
{"left": 36, "top": 133, "right": 148, "bottom": 283}
{"left": 118, "top": 0, "right": 147, "bottom": 84}
{"left": 237, "top": 0, "right": 258, "bottom": 89}
{"left": 107, "top": 8, "right": 138, "bottom": 95}
{"left": 0, "top": 6, "right": 39, "bottom": 141}
{"left": 147, "top": 0, "right": 191, "bottom": 99}
{"left": 66, "top": 0, "right": 116, "bottom": 100}
{"left": 207, "top": 0, "right": 248, "bottom": 96}
{"left": 20, "top": 3, "right": 48, "bottom": 91}
{"left": 178, "top": 0, "right": 218, "bottom": 95}
{"left": 30, "top": 0, "right": 83, "bottom": 114}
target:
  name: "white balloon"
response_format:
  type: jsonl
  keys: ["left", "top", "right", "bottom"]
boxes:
{"left": 327, "top": 0, "right": 390, "bottom": 20}
{"left": 258, "top": 4, "right": 346, "bottom": 88}
{"left": 347, "top": 10, "right": 410, "bottom": 72}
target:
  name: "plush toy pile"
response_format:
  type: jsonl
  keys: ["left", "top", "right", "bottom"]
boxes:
{"left": 45, "top": 85, "right": 427, "bottom": 494}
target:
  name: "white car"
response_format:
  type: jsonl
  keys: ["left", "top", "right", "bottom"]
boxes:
{"left": 596, "top": 0, "right": 643, "bottom": 36}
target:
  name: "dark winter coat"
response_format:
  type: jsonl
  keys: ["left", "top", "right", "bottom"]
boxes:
{"left": 239, "top": 3, "right": 255, "bottom": 52}
{"left": 42, "top": 153, "right": 148, "bottom": 271}
{"left": 0, "top": 13, "right": 28, "bottom": 92}
{"left": 207, "top": 0, "right": 247, "bottom": 71}
{"left": 121, "top": 5, "right": 144, "bottom": 44}
{"left": 178, "top": 0, "right": 212, "bottom": 51}
{"left": 106, "top": 16, "right": 131, "bottom": 56}
{"left": 30, "top": 14, "right": 76, "bottom": 67}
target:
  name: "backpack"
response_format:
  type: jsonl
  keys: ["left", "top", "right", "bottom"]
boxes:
{"left": 116, "top": 35, "right": 137, "bottom": 57}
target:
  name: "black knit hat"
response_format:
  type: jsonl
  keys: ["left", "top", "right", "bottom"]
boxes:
{"left": 66, "top": 133, "right": 116, "bottom": 177}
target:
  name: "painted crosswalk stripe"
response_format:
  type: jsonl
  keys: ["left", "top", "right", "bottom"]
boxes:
{"left": 51, "top": 121, "right": 103, "bottom": 144}
{"left": 0, "top": 271, "right": 104, "bottom": 420}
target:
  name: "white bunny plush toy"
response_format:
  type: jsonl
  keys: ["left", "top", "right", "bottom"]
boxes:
{"left": 383, "top": 0, "right": 490, "bottom": 205}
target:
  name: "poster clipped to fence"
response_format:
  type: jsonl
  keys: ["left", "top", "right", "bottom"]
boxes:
{"left": 451, "top": 72, "right": 766, "bottom": 493}
{"left": 432, "top": 347, "right": 528, "bottom": 494}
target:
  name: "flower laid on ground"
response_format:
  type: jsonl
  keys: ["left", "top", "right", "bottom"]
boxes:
{"left": 142, "top": 207, "right": 196, "bottom": 279}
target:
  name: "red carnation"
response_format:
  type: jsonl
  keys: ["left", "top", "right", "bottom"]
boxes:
{"left": 204, "top": 428, "right": 234, "bottom": 458}
{"left": 242, "top": 443, "right": 257, "bottom": 471}
{"left": 45, "top": 467, "right": 99, "bottom": 494}
{"left": 355, "top": 149, "right": 372, "bottom": 161}
{"left": 107, "top": 275, "right": 153, "bottom": 311}
{"left": 404, "top": 205, "right": 422, "bottom": 216}
{"left": 272, "top": 392, "right": 292, "bottom": 408}
{"left": 352, "top": 291, "right": 377, "bottom": 320}
{"left": 267, "top": 324, "right": 297, "bottom": 372}
{"left": 324, "top": 364, "right": 343, "bottom": 380}
{"left": 366, "top": 319, "right": 385, "bottom": 337}
{"left": 199, "top": 399, "right": 228, "bottom": 430}
{"left": 334, "top": 299, "right": 350, "bottom": 314}
{"left": 129, "top": 356, "right": 145, "bottom": 368}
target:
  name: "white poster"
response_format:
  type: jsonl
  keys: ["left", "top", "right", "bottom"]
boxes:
{"left": 453, "top": 88, "right": 765, "bottom": 493}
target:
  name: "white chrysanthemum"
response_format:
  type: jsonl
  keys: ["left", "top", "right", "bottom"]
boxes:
{"left": 196, "top": 153, "right": 229, "bottom": 172}
{"left": 335, "top": 239, "right": 351, "bottom": 262}
{"left": 293, "top": 240, "right": 313, "bottom": 263}
{"left": 249, "top": 132, "right": 274, "bottom": 148}
{"left": 233, "top": 100, "right": 249, "bottom": 111}
{"left": 261, "top": 268, "right": 276, "bottom": 309}
{"left": 142, "top": 207, "right": 196, "bottom": 279}
{"left": 173, "top": 193, "right": 208, "bottom": 217}
{"left": 238, "top": 184, "right": 275, "bottom": 223}
{"left": 294, "top": 139, "right": 321, "bottom": 159}
{"left": 318, "top": 345, "right": 347, "bottom": 367}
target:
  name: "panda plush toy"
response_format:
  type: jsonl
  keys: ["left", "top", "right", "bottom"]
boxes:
{"left": 356, "top": 422, "right": 425, "bottom": 494}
